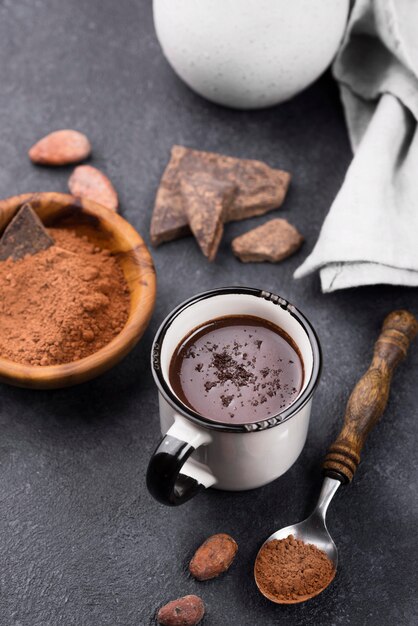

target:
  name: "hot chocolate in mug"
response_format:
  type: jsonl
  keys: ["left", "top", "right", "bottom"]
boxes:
{"left": 147, "top": 287, "right": 321, "bottom": 506}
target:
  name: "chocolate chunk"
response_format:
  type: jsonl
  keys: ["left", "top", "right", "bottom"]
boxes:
{"left": 0, "top": 203, "right": 54, "bottom": 261}
{"left": 151, "top": 145, "right": 187, "bottom": 245}
{"left": 231, "top": 218, "right": 303, "bottom": 263}
{"left": 180, "top": 172, "right": 236, "bottom": 261}
{"left": 150, "top": 145, "right": 291, "bottom": 246}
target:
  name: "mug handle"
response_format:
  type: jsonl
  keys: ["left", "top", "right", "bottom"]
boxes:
{"left": 146, "top": 414, "right": 215, "bottom": 506}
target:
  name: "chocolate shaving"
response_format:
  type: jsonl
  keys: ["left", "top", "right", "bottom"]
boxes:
{"left": 211, "top": 350, "right": 256, "bottom": 388}
{"left": 180, "top": 172, "right": 236, "bottom": 261}
{"left": 220, "top": 394, "right": 234, "bottom": 407}
{"left": 151, "top": 145, "right": 291, "bottom": 246}
{"left": 0, "top": 203, "right": 54, "bottom": 261}
{"left": 232, "top": 218, "right": 303, "bottom": 263}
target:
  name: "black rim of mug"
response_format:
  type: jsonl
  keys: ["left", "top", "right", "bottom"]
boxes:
{"left": 151, "top": 286, "right": 322, "bottom": 433}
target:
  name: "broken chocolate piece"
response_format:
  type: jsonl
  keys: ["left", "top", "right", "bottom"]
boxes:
{"left": 151, "top": 146, "right": 187, "bottom": 245}
{"left": 231, "top": 218, "right": 303, "bottom": 263}
{"left": 180, "top": 172, "right": 236, "bottom": 261}
{"left": 150, "top": 145, "right": 291, "bottom": 246}
{"left": 0, "top": 203, "right": 54, "bottom": 261}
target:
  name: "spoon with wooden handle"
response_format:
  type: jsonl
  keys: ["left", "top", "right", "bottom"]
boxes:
{"left": 254, "top": 310, "right": 418, "bottom": 604}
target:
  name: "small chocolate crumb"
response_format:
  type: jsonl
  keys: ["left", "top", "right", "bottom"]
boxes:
{"left": 220, "top": 394, "right": 234, "bottom": 407}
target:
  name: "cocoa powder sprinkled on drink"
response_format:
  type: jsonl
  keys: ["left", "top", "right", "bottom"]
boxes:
{"left": 255, "top": 535, "right": 335, "bottom": 602}
{"left": 0, "top": 228, "right": 130, "bottom": 366}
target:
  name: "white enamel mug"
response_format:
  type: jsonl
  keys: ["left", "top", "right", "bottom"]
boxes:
{"left": 147, "top": 287, "right": 321, "bottom": 506}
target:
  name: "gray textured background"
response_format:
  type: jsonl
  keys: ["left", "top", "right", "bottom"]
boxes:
{"left": 0, "top": 1, "right": 417, "bottom": 625}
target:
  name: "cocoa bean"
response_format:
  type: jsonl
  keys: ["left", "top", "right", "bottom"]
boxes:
{"left": 189, "top": 533, "right": 238, "bottom": 581}
{"left": 156, "top": 595, "right": 205, "bottom": 626}
{"left": 68, "top": 165, "right": 118, "bottom": 211}
{"left": 28, "top": 129, "right": 91, "bottom": 165}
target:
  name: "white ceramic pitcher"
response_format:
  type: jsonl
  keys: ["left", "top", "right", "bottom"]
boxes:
{"left": 153, "top": 0, "right": 350, "bottom": 109}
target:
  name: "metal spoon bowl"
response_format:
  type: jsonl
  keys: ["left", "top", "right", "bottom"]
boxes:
{"left": 254, "top": 477, "right": 340, "bottom": 604}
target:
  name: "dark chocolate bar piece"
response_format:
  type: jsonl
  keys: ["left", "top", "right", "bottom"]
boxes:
{"left": 0, "top": 203, "right": 54, "bottom": 261}
{"left": 150, "top": 145, "right": 291, "bottom": 246}
{"left": 231, "top": 218, "right": 303, "bottom": 263}
{"left": 180, "top": 172, "right": 236, "bottom": 261}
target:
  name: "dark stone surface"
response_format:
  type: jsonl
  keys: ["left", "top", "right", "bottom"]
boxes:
{"left": 0, "top": 1, "right": 417, "bottom": 625}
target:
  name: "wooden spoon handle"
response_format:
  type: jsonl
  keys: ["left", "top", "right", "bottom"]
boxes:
{"left": 323, "top": 310, "right": 418, "bottom": 483}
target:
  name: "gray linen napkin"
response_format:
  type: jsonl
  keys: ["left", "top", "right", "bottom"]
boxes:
{"left": 294, "top": 0, "right": 418, "bottom": 292}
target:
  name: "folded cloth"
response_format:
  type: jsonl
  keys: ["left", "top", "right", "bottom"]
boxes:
{"left": 294, "top": 0, "right": 418, "bottom": 292}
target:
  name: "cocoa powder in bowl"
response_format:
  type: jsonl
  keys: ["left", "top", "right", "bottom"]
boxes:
{"left": 0, "top": 227, "right": 130, "bottom": 366}
{"left": 255, "top": 535, "right": 335, "bottom": 602}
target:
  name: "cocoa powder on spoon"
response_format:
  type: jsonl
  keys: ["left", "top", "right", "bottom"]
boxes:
{"left": 254, "top": 535, "right": 335, "bottom": 602}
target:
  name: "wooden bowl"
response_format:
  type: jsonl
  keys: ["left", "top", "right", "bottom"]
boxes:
{"left": 0, "top": 192, "right": 157, "bottom": 389}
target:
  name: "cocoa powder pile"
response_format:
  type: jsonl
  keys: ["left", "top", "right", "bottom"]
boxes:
{"left": 255, "top": 535, "right": 335, "bottom": 602}
{"left": 0, "top": 228, "right": 130, "bottom": 366}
